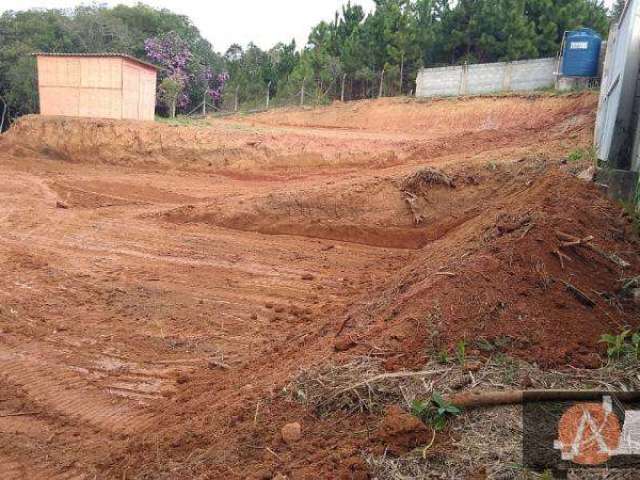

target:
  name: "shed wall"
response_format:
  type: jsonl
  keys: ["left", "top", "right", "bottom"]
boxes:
{"left": 37, "top": 56, "right": 156, "bottom": 121}
{"left": 122, "top": 62, "right": 157, "bottom": 121}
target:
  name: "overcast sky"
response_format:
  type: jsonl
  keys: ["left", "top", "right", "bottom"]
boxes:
{"left": 1, "top": 0, "right": 377, "bottom": 53}
{"left": 2, "top": 0, "right": 615, "bottom": 54}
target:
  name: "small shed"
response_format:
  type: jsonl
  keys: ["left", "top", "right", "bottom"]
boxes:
{"left": 34, "top": 53, "right": 158, "bottom": 121}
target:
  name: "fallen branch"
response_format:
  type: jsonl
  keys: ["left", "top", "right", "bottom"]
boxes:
{"left": 447, "top": 390, "right": 640, "bottom": 409}
{"left": 562, "top": 280, "right": 596, "bottom": 307}
{"left": 553, "top": 249, "right": 572, "bottom": 270}
{"left": 0, "top": 411, "right": 39, "bottom": 418}
{"left": 556, "top": 231, "right": 630, "bottom": 269}
{"left": 402, "top": 191, "right": 424, "bottom": 225}
{"left": 335, "top": 315, "right": 351, "bottom": 337}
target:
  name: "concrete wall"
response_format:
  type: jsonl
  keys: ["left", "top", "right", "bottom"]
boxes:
{"left": 593, "top": 0, "right": 640, "bottom": 205}
{"left": 416, "top": 58, "right": 557, "bottom": 98}
{"left": 37, "top": 56, "right": 156, "bottom": 121}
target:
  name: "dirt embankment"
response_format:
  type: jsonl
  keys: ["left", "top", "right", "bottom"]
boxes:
{"left": 1, "top": 93, "right": 597, "bottom": 175}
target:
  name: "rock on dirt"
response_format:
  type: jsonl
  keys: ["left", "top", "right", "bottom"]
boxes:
{"left": 376, "top": 405, "right": 430, "bottom": 455}
{"left": 337, "top": 457, "right": 370, "bottom": 480}
{"left": 56, "top": 200, "right": 69, "bottom": 209}
{"left": 334, "top": 337, "right": 357, "bottom": 352}
{"left": 281, "top": 422, "right": 302, "bottom": 444}
{"left": 632, "top": 288, "right": 640, "bottom": 306}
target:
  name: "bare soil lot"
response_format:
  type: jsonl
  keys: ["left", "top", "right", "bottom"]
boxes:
{"left": 0, "top": 93, "right": 638, "bottom": 479}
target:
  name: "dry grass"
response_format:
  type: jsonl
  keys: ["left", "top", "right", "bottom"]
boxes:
{"left": 284, "top": 355, "right": 640, "bottom": 479}
{"left": 401, "top": 167, "right": 455, "bottom": 194}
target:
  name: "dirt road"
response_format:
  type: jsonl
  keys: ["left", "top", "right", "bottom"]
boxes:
{"left": 0, "top": 93, "right": 638, "bottom": 479}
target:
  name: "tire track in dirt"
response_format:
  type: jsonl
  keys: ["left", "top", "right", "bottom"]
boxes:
{"left": 0, "top": 453, "right": 87, "bottom": 480}
{"left": 0, "top": 345, "right": 155, "bottom": 434}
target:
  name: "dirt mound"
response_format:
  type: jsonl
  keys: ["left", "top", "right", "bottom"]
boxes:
{"left": 0, "top": 93, "right": 597, "bottom": 176}
{"left": 160, "top": 161, "right": 551, "bottom": 249}
{"left": 338, "top": 170, "right": 640, "bottom": 368}
{"left": 161, "top": 165, "right": 490, "bottom": 248}
{"left": 0, "top": 115, "right": 399, "bottom": 172}
{"left": 232, "top": 93, "right": 597, "bottom": 135}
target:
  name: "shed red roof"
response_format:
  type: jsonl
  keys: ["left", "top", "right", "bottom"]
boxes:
{"left": 33, "top": 52, "right": 159, "bottom": 71}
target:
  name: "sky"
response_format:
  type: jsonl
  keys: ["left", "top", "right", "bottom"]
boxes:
{"left": 1, "top": 0, "right": 377, "bottom": 53}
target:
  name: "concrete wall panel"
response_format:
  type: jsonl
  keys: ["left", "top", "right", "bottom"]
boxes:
{"left": 416, "top": 58, "right": 557, "bottom": 98}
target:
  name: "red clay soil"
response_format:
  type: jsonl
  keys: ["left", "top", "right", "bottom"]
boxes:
{"left": 0, "top": 92, "right": 638, "bottom": 479}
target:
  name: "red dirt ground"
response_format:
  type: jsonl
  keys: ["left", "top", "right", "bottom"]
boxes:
{"left": 0, "top": 93, "right": 638, "bottom": 479}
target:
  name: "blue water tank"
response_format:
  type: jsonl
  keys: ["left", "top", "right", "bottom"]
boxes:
{"left": 562, "top": 28, "right": 602, "bottom": 77}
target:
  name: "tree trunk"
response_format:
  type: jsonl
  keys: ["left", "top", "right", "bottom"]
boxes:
{"left": 235, "top": 85, "right": 240, "bottom": 112}
{"left": 378, "top": 66, "right": 385, "bottom": 98}
{"left": 400, "top": 52, "right": 405, "bottom": 95}
{"left": 340, "top": 74, "right": 347, "bottom": 102}
{"left": 202, "top": 95, "right": 206, "bottom": 116}
{"left": 300, "top": 78, "right": 306, "bottom": 106}
{"left": 171, "top": 101, "right": 176, "bottom": 119}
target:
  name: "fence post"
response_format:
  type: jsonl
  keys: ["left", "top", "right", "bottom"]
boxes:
{"left": 459, "top": 62, "right": 468, "bottom": 96}
{"left": 300, "top": 77, "right": 306, "bottom": 106}
{"left": 0, "top": 96, "right": 6, "bottom": 133}
{"left": 234, "top": 85, "right": 239, "bottom": 112}
{"left": 266, "top": 81, "right": 272, "bottom": 109}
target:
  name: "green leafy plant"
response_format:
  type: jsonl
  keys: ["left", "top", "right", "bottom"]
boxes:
{"left": 631, "top": 332, "right": 640, "bottom": 361}
{"left": 600, "top": 330, "right": 631, "bottom": 359}
{"left": 436, "top": 350, "right": 450, "bottom": 364}
{"left": 567, "top": 149, "right": 583, "bottom": 162}
{"left": 411, "top": 392, "right": 462, "bottom": 431}
{"left": 455, "top": 339, "right": 467, "bottom": 366}
{"left": 622, "top": 202, "right": 640, "bottom": 237}
{"left": 599, "top": 329, "right": 640, "bottom": 364}
{"left": 566, "top": 147, "right": 597, "bottom": 164}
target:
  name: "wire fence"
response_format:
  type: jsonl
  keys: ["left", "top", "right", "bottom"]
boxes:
{"left": 184, "top": 70, "right": 415, "bottom": 120}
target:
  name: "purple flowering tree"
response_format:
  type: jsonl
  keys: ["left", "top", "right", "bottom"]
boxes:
{"left": 144, "top": 31, "right": 192, "bottom": 110}
{"left": 145, "top": 31, "right": 228, "bottom": 116}
{"left": 194, "top": 65, "right": 229, "bottom": 111}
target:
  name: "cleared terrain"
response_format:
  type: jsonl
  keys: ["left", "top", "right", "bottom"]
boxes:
{"left": 0, "top": 93, "right": 638, "bottom": 479}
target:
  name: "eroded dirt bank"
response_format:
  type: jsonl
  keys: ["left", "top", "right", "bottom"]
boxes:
{"left": 0, "top": 93, "right": 638, "bottom": 479}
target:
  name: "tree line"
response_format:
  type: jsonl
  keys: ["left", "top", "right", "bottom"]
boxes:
{"left": 0, "top": 0, "right": 615, "bottom": 126}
